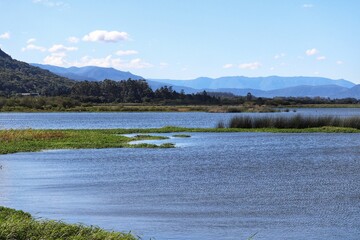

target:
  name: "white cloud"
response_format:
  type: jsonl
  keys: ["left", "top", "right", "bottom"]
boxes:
{"left": 82, "top": 30, "right": 129, "bottom": 43}
{"left": 67, "top": 36, "right": 79, "bottom": 43}
{"left": 336, "top": 60, "right": 343, "bottom": 65}
{"left": 126, "top": 58, "right": 153, "bottom": 69}
{"left": 239, "top": 62, "right": 261, "bottom": 70}
{"left": 0, "top": 32, "right": 10, "bottom": 39}
{"left": 48, "top": 44, "right": 77, "bottom": 53}
{"left": 274, "top": 53, "right": 286, "bottom": 59}
{"left": 316, "top": 56, "right": 326, "bottom": 61}
{"left": 27, "top": 38, "right": 36, "bottom": 44}
{"left": 33, "top": 0, "right": 67, "bottom": 8}
{"left": 73, "top": 55, "right": 153, "bottom": 69}
{"left": 43, "top": 53, "right": 67, "bottom": 66}
{"left": 115, "top": 50, "right": 138, "bottom": 56}
{"left": 305, "top": 48, "right": 319, "bottom": 56}
{"left": 22, "top": 44, "right": 47, "bottom": 52}
{"left": 42, "top": 44, "right": 77, "bottom": 66}
{"left": 223, "top": 63, "right": 234, "bottom": 69}
{"left": 270, "top": 67, "right": 275, "bottom": 71}
{"left": 302, "top": 4, "right": 314, "bottom": 8}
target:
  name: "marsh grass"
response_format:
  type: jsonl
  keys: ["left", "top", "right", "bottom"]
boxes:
{"left": 172, "top": 134, "right": 191, "bottom": 138}
{"left": 225, "top": 115, "right": 360, "bottom": 129}
{"left": 132, "top": 134, "right": 168, "bottom": 140}
{"left": 0, "top": 206, "right": 136, "bottom": 240}
{"left": 0, "top": 129, "right": 172, "bottom": 154}
{"left": 1, "top": 125, "right": 359, "bottom": 155}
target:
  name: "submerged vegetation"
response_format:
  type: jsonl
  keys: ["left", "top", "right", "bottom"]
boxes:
{"left": 220, "top": 115, "right": 360, "bottom": 129}
{"left": 0, "top": 206, "right": 136, "bottom": 240}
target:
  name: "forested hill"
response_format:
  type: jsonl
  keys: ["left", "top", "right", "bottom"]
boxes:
{"left": 0, "top": 49, "right": 75, "bottom": 96}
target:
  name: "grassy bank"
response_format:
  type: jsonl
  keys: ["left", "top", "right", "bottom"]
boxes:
{"left": 0, "top": 206, "right": 136, "bottom": 240}
{"left": 221, "top": 115, "right": 360, "bottom": 129}
{"left": 1, "top": 126, "right": 359, "bottom": 155}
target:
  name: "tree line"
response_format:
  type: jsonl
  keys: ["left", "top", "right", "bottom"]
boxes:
{"left": 70, "top": 79, "right": 218, "bottom": 104}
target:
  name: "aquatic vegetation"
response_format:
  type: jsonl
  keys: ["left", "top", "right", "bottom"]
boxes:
{"left": 172, "top": 134, "right": 191, "bottom": 138}
{"left": 0, "top": 206, "right": 136, "bottom": 240}
{"left": 223, "top": 115, "right": 360, "bottom": 129}
{"left": 1, "top": 125, "right": 359, "bottom": 155}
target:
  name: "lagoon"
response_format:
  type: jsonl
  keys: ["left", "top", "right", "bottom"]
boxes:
{"left": 1, "top": 132, "right": 360, "bottom": 239}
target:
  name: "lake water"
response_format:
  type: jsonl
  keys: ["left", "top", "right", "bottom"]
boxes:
{"left": 1, "top": 132, "right": 360, "bottom": 239}
{"left": 0, "top": 108, "right": 360, "bottom": 129}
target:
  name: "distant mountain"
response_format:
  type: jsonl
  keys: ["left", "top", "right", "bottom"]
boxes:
{"left": 144, "top": 82, "right": 360, "bottom": 99}
{"left": 0, "top": 49, "right": 74, "bottom": 96}
{"left": 32, "top": 64, "right": 143, "bottom": 81}
{"left": 200, "top": 85, "right": 359, "bottom": 99}
{"left": 150, "top": 76, "right": 355, "bottom": 91}
{"left": 267, "top": 85, "right": 350, "bottom": 98}
{"left": 31, "top": 63, "right": 359, "bottom": 99}
{"left": 339, "top": 85, "right": 360, "bottom": 99}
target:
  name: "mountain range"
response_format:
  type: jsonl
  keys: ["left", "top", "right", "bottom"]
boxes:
{"left": 0, "top": 47, "right": 358, "bottom": 99}
{"left": 32, "top": 63, "right": 359, "bottom": 99}
{"left": 32, "top": 64, "right": 143, "bottom": 81}
{"left": 149, "top": 76, "right": 355, "bottom": 91}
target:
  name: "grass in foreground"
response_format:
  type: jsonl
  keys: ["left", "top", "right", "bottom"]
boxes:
{"left": 0, "top": 206, "right": 136, "bottom": 240}
{"left": 1, "top": 125, "right": 359, "bottom": 155}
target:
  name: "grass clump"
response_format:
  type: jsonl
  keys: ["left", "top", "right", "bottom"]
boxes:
{"left": 132, "top": 134, "right": 168, "bottom": 140}
{"left": 0, "top": 206, "right": 136, "bottom": 240}
{"left": 223, "top": 115, "right": 360, "bottom": 129}
{"left": 172, "top": 134, "right": 191, "bottom": 138}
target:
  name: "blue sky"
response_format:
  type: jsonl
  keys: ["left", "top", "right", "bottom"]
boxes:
{"left": 0, "top": 0, "right": 359, "bottom": 83}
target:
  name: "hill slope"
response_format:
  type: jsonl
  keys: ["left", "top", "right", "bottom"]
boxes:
{"left": 32, "top": 64, "right": 143, "bottom": 81}
{"left": 0, "top": 49, "right": 74, "bottom": 96}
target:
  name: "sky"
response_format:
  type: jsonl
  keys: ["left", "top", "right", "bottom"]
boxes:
{"left": 0, "top": 0, "right": 359, "bottom": 83}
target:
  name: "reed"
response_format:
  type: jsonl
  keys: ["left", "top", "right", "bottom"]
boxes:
{"left": 224, "top": 115, "right": 360, "bottom": 129}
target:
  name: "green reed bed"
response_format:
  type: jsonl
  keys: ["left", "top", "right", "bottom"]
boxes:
{"left": 0, "top": 206, "right": 136, "bottom": 240}
{"left": 221, "top": 115, "right": 360, "bottom": 129}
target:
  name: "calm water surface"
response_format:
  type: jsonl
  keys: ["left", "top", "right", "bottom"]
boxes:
{"left": 1, "top": 132, "right": 360, "bottom": 239}
{"left": 0, "top": 108, "right": 359, "bottom": 129}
